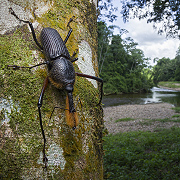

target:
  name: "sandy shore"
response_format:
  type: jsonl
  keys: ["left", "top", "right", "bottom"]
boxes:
{"left": 103, "top": 103, "right": 180, "bottom": 134}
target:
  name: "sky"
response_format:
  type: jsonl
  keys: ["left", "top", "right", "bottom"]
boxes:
{"left": 99, "top": 0, "right": 180, "bottom": 66}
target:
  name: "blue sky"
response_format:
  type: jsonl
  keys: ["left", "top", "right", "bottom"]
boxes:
{"left": 99, "top": 0, "right": 180, "bottom": 65}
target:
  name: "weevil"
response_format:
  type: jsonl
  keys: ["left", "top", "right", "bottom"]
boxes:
{"left": 8, "top": 8, "right": 103, "bottom": 168}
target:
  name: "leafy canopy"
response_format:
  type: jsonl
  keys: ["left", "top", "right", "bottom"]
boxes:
{"left": 99, "top": 0, "right": 180, "bottom": 38}
{"left": 98, "top": 22, "right": 153, "bottom": 94}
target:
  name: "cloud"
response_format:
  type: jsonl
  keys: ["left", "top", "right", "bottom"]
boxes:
{"left": 124, "top": 19, "right": 165, "bottom": 45}
{"left": 139, "top": 39, "right": 179, "bottom": 59}
{"left": 113, "top": 17, "right": 179, "bottom": 64}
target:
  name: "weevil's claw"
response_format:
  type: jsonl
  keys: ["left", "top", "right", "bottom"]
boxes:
{"left": 43, "top": 155, "right": 48, "bottom": 163}
{"left": 71, "top": 58, "right": 78, "bottom": 63}
{"left": 9, "top": 7, "right": 14, "bottom": 15}
{"left": 67, "top": 16, "right": 75, "bottom": 28}
{"left": 43, "top": 155, "right": 48, "bottom": 169}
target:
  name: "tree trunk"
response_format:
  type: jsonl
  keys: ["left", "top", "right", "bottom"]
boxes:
{"left": 0, "top": 0, "right": 103, "bottom": 179}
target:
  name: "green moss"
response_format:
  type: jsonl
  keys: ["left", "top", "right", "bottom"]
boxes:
{"left": 0, "top": 29, "right": 52, "bottom": 177}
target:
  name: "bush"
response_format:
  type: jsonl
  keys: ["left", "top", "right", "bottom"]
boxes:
{"left": 103, "top": 75, "right": 128, "bottom": 94}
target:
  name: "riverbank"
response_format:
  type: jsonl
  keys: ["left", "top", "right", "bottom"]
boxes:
{"left": 104, "top": 103, "right": 180, "bottom": 134}
{"left": 158, "top": 85, "right": 180, "bottom": 91}
{"left": 158, "top": 81, "right": 180, "bottom": 91}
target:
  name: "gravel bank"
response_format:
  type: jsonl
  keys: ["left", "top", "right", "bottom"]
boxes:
{"left": 104, "top": 103, "right": 180, "bottom": 134}
{"left": 158, "top": 86, "right": 180, "bottom": 91}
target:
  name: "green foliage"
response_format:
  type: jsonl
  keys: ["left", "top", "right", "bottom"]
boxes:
{"left": 99, "top": 0, "right": 179, "bottom": 38}
{"left": 98, "top": 22, "right": 153, "bottom": 94}
{"left": 153, "top": 46, "right": 180, "bottom": 84}
{"left": 103, "top": 127, "right": 180, "bottom": 179}
{"left": 174, "top": 47, "right": 180, "bottom": 80}
{"left": 172, "top": 107, "right": 180, "bottom": 113}
{"left": 172, "top": 114, "right": 180, "bottom": 118}
{"left": 153, "top": 58, "right": 176, "bottom": 84}
{"left": 121, "top": 0, "right": 180, "bottom": 38}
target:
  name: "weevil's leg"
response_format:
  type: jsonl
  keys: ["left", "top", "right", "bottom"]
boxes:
{"left": 70, "top": 49, "right": 78, "bottom": 62}
{"left": 26, "top": 22, "right": 43, "bottom": 50}
{"left": 64, "top": 28, "right": 72, "bottom": 44}
{"left": 38, "top": 77, "right": 49, "bottom": 168}
{"left": 48, "top": 107, "right": 68, "bottom": 126}
{"left": 64, "top": 16, "right": 75, "bottom": 44}
{"left": 75, "top": 72, "right": 103, "bottom": 105}
{"left": 74, "top": 97, "right": 82, "bottom": 110}
{"left": 9, "top": 8, "right": 43, "bottom": 50}
{"left": 71, "top": 49, "right": 78, "bottom": 58}
{"left": 7, "top": 62, "right": 47, "bottom": 70}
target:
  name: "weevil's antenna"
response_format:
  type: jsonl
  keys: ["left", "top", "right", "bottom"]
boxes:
{"left": 9, "top": 7, "right": 29, "bottom": 23}
{"left": 9, "top": 7, "right": 43, "bottom": 50}
{"left": 64, "top": 16, "right": 75, "bottom": 44}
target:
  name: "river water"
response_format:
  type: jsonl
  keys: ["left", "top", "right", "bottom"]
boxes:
{"left": 102, "top": 87, "right": 180, "bottom": 107}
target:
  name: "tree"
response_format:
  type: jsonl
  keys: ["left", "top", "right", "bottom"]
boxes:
{"left": 0, "top": 0, "right": 104, "bottom": 179}
{"left": 174, "top": 46, "right": 180, "bottom": 80}
{"left": 153, "top": 57, "right": 176, "bottom": 83}
{"left": 98, "top": 22, "right": 153, "bottom": 94}
{"left": 152, "top": 46, "right": 180, "bottom": 83}
{"left": 121, "top": 0, "right": 180, "bottom": 38}
{"left": 98, "top": 0, "right": 118, "bottom": 22}
{"left": 98, "top": 21, "right": 112, "bottom": 74}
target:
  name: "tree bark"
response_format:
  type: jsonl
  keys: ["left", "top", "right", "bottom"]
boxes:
{"left": 0, "top": 0, "right": 103, "bottom": 179}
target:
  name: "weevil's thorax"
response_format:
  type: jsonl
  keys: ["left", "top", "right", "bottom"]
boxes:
{"left": 40, "top": 27, "right": 70, "bottom": 60}
{"left": 48, "top": 57, "right": 75, "bottom": 89}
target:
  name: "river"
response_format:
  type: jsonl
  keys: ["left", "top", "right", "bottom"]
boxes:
{"left": 102, "top": 87, "right": 180, "bottom": 107}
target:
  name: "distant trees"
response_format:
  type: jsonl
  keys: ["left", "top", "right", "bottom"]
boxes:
{"left": 153, "top": 46, "right": 180, "bottom": 84}
{"left": 98, "top": 22, "right": 153, "bottom": 94}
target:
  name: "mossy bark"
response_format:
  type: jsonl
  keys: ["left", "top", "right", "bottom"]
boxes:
{"left": 0, "top": 0, "right": 103, "bottom": 179}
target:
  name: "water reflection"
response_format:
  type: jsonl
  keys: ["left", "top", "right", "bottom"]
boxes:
{"left": 102, "top": 87, "right": 180, "bottom": 107}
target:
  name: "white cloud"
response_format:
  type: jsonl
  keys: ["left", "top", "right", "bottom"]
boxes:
{"left": 138, "top": 39, "right": 179, "bottom": 59}
{"left": 121, "top": 19, "right": 179, "bottom": 62}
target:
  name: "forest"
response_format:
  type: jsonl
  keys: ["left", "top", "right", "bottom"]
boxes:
{"left": 98, "top": 21, "right": 180, "bottom": 94}
{"left": 153, "top": 46, "right": 180, "bottom": 84}
{"left": 98, "top": 0, "right": 180, "bottom": 95}
{"left": 98, "top": 21, "right": 153, "bottom": 94}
